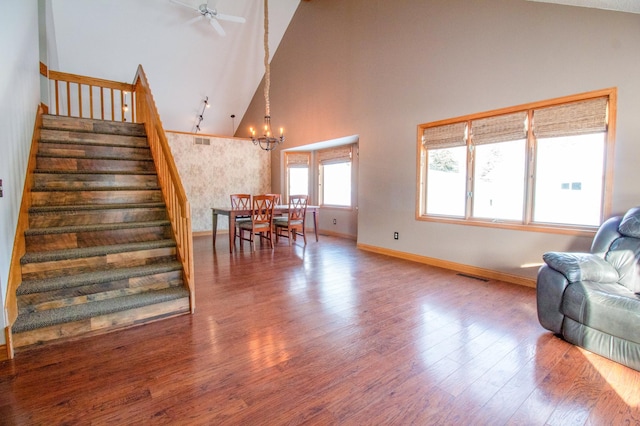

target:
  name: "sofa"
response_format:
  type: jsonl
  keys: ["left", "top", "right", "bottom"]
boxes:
{"left": 537, "top": 206, "right": 640, "bottom": 371}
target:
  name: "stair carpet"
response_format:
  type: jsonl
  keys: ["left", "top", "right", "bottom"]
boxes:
{"left": 12, "top": 115, "right": 190, "bottom": 349}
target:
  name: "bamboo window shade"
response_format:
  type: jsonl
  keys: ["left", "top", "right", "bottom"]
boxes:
{"left": 533, "top": 97, "right": 608, "bottom": 139}
{"left": 318, "top": 145, "right": 352, "bottom": 164}
{"left": 286, "top": 152, "right": 310, "bottom": 167}
{"left": 471, "top": 112, "right": 528, "bottom": 145}
{"left": 422, "top": 122, "right": 467, "bottom": 149}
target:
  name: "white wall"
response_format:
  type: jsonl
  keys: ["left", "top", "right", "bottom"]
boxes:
{"left": 0, "top": 0, "right": 41, "bottom": 344}
{"left": 239, "top": 0, "right": 640, "bottom": 281}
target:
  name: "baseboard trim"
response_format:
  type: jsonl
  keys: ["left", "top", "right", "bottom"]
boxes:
{"left": 320, "top": 230, "right": 356, "bottom": 241}
{"left": 357, "top": 243, "right": 536, "bottom": 288}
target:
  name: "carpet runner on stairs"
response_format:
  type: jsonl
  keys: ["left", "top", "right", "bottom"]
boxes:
{"left": 12, "top": 115, "right": 191, "bottom": 349}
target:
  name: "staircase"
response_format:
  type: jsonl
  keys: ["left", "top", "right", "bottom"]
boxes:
{"left": 11, "top": 115, "right": 191, "bottom": 349}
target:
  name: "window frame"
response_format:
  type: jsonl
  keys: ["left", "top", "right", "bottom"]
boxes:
{"left": 416, "top": 88, "right": 617, "bottom": 236}
{"left": 284, "top": 151, "right": 310, "bottom": 204}
{"left": 318, "top": 145, "right": 354, "bottom": 209}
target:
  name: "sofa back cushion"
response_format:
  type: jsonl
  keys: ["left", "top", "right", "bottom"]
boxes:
{"left": 606, "top": 236, "right": 640, "bottom": 293}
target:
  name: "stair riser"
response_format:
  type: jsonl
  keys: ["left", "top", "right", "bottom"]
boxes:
{"left": 41, "top": 129, "right": 148, "bottom": 147}
{"left": 12, "top": 297, "right": 189, "bottom": 348}
{"left": 42, "top": 115, "right": 146, "bottom": 137}
{"left": 36, "top": 156, "right": 155, "bottom": 172}
{"left": 26, "top": 225, "right": 173, "bottom": 251}
{"left": 31, "top": 190, "right": 163, "bottom": 206}
{"left": 33, "top": 173, "right": 158, "bottom": 190}
{"left": 39, "top": 142, "right": 151, "bottom": 161}
{"left": 21, "top": 246, "right": 177, "bottom": 281}
{"left": 18, "top": 270, "right": 184, "bottom": 313}
{"left": 29, "top": 208, "right": 168, "bottom": 228}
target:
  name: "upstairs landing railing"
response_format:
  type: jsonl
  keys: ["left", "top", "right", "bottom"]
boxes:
{"left": 45, "top": 65, "right": 195, "bottom": 313}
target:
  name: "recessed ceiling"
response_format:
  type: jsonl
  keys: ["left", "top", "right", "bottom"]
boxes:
{"left": 526, "top": 0, "right": 640, "bottom": 14}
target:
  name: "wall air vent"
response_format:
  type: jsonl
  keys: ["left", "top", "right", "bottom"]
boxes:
{"left": 194, "top": 137, "right": 211, "bottom": 146}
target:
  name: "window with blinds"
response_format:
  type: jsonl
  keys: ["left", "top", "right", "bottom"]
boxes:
{"left": 417, "top": 88, "right": 616, "bottom": 231}
{"left": 319, "top": 145, "right": 354, "bottom": 207}
{"left": 285, "top": 152, "right": 310, "bottom": 200}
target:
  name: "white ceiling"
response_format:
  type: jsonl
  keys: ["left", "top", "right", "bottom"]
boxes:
{"left": 50, "top": 0, "right": 299, "bottom": 137}
{"left": 48, "top": 0, "right": 637, "bottom": 138}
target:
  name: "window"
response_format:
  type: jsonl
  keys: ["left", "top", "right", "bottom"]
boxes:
{"left": 319, "top": 145, "right": 353, "bottom": 207}
{"left": 285, "top": 152, "right": 310, "bottom": 202}
{"left": 417, "top": 88, "right": 615, "bottom": 232}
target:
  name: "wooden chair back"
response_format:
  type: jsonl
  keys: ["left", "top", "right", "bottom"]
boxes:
{"left": 288, "top": 195, "right": 308, "bottom": 223}
{"left": 251, "top": 195, "right": 275, "bottom": 227}
{"left": 230, "top": 194, "right": 251, "bottom": 211}
{"left": 265, "top": 193, "right": 282, "bottom": 206}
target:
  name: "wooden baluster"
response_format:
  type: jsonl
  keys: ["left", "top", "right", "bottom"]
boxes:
{"left": 54, "top": 79, "right": 60, "bottom": 116}
{"left": 66, "top": 81, "right": 71, "bottom": 116}
{"left": 78, "top": 83, "right": 83, "bottom": 118}
{"left": 89, "top": 85, "right": 94, "bottom": 119}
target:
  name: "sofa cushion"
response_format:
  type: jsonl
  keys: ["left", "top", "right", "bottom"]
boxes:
{"left": 606, "top": 237, "right": 640, "bottom": 293}
{"left": 618, "top": 207, "right": 640, "bottom": 238}
{"left": 562, "top": 281, "right": 640, "bottom": 345}
{"left": 543, "top": 252, "right": 619, "bottom": 283}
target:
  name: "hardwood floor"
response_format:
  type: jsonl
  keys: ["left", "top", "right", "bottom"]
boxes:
{"left": 1, "top": 235, "right": 639, "bottom": 424}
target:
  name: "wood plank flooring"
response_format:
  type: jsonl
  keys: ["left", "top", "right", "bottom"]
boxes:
{"left": 1, "top": 235, "right": 639, "bottom": 424}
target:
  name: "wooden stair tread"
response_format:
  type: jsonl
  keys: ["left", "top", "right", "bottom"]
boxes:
{"left": 31, "top": 186, "right": 161, "bottom": 192}
{"left": 21, "top": 239, "right": 176, "bottom": 265}
{"left": 34, "top": 169, "right": 157, "bottom": 175}
{"left": 12, "top": 286, "right": 189, "bottom": 334}
{"left": 17, "top": 261, "right": 183, "bottom": 295}
{"left": 42, "top": 115, "right": 146, "bottom": 136}
{"left": 29, "top": 202, "right": 166, "bottom": 214}
{"left": 24, "top": 220, "right": 171, "bottom": 236}
{"left": 37, "top": 152, "right": 153, "bottom": 162}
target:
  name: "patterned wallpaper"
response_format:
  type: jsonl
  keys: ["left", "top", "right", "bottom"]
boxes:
{"left": 166, "top": 132, "right": 271, "bottom": 233}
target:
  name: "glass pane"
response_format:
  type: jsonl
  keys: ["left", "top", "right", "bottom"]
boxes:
{"left": 288, "top": 167, "right": 308, "bottom": 196}
{"left": 534, "top": 133, "right": 605, "bottom": 226}
{"left": 323, "top": 162, "right": 351, "bottom": 206}
{"left": 426, "top": 146, "right": 467, "bottom": 216}
{"left": 472, "top": 140, "right": 526, "bottom": 221}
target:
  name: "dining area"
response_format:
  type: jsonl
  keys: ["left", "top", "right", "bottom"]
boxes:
{"left": 211, "top": 194, "right": 319, "bottom": 253}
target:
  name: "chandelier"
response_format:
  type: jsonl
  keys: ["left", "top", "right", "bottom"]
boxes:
{"left": 250, "top": 0, "right": 284, "bottom": 151}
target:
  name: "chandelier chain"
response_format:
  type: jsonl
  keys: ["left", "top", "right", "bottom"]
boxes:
{"left": 263, "top": 0, "right": 270, "bottom": 117}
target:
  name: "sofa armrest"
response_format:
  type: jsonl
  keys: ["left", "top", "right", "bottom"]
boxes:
{"left": 542, "top": 252, "right": 619, "bottom": 283}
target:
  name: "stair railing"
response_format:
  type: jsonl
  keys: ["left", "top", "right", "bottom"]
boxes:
{"left": 48, "top": 70, "right": 135, "bottom": 122}
{"left": 43, "top": 66, "right": 195, "bottom": 313}
{"left": 132, "top": 65, "right": 195, "bottom": 313}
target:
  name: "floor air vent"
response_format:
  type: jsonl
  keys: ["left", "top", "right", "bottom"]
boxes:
{"left": 456, "top": 273, "right": 489, "bottom": 282}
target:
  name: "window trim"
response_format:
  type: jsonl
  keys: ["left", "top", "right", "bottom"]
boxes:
{"left": 284, "top": 151, "right": 310, "bottom": 203}
{"left": 416, "top": 88, "right": 617, "bottom": 236}
{"left": 318, "top": 145, "right": 354, "bottom": 208}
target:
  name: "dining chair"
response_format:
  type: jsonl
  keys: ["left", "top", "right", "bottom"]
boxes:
{"left": 274, "top": 194, "right": 308, "bottom": 246}
{"left": 238, "top": 194, "right": 276, "bottom": 250}
{"left": 230, "top": 194, "right": 251, "bottom": 246}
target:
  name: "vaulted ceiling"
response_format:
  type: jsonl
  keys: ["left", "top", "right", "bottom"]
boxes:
{"left": 48, "top": 0, "right": 637, "bottom": 138}
{"left": 49, "top": 0, "right": 300, "bottom": 136}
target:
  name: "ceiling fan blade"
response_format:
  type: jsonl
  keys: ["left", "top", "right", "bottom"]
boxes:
{"left": 169, "top": 0, "right": 199, "bottom": 12}
{"left": 209, "top": 17, "right": 226, "bottom": 36}
{"left": 215, "top": 13, "right": 246, "bottom": 24}
{"left": 185, "top": 15, "right": 204, "bottom": 25}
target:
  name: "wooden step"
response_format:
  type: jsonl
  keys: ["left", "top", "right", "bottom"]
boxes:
{"left": 31, "top": 188, "right": 163, "bottom": 206}
{"left": 36, "top": 155, "right": 156, "bottom": 172}
{"left": 25, "top": 220, "right": 172, "bottom": 251}
{"left": 38, "top": 141, "right": 152, "bottom": 161}
{"left": 42, "top": 115, "right": 146, "bottom": 137}
{"left": 33, "top": 170, "right": 158, "bottom": 190}
{"left": 17, "top": 262, "right": 183, "bottom": 312}
{"left": 21, "top": 239, "right": 178, "bottom": 281}
{"left": 12, "top": 289, "right": 190, "bottom": 348}
{"left": 29, "top": 202, "right": 168, "bottom": 227}
{"left": 40, "top": 128, "right": 149, "bottom": 148}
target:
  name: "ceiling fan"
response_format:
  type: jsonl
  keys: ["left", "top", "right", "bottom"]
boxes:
{"left": 170, "top": 0, "right": 246, "bottom": 36}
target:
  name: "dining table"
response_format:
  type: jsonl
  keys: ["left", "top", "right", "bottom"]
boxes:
{"left": 211, "top": 205, "right": 319, "bottom": 252}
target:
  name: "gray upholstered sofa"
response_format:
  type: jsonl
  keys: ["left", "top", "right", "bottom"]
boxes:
{"left": 537, "top": 206, "right": 640, "bottom": 371}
